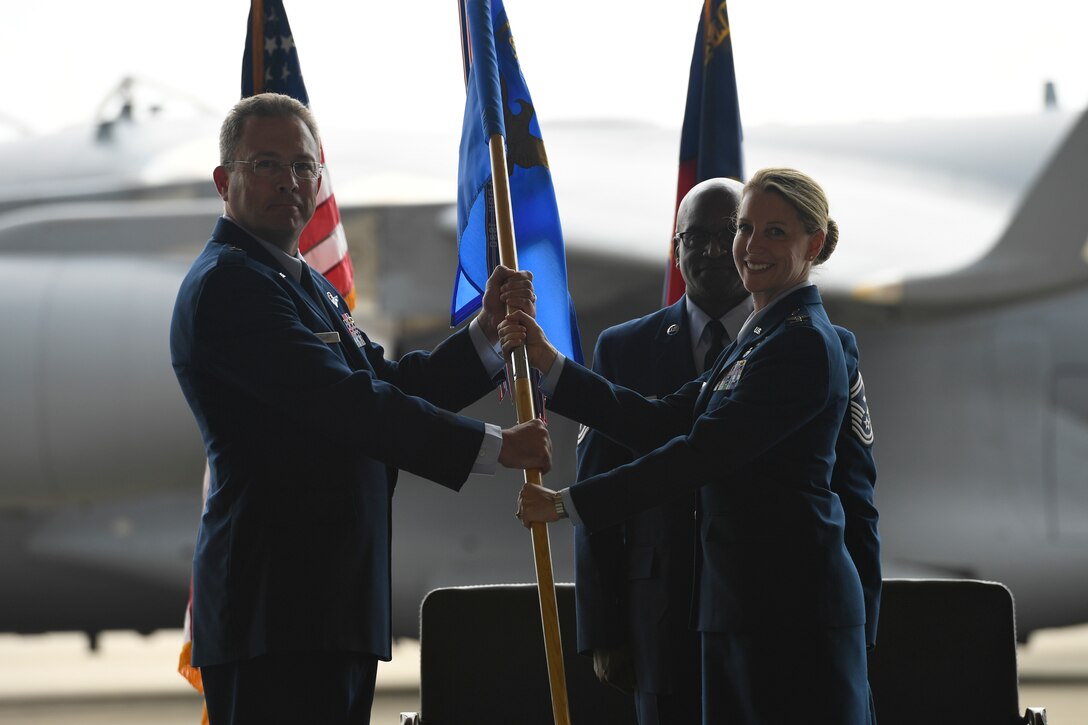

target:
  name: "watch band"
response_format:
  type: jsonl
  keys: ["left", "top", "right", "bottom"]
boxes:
{"left": 553, "top": 492, "right": 568, "bottom": 520}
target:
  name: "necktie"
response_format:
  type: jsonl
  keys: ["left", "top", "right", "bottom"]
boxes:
{"left": 702, "top": 320, "right": 727, "bottom": 374}
{"left": 300, "top": 266, "right": 335, "bottom": 326}
{"left": 299, "top": 265, "right": 319, "bottom": 300}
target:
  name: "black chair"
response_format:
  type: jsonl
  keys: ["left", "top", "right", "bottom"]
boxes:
{"left": 402, "top": 579, "right": 1048, "bottom": 724}
{"left": 868, "top": 578, "right": 1047, "bottom": 725}
{"left": 400, "top": 583, "right": 636, "bottom": 725}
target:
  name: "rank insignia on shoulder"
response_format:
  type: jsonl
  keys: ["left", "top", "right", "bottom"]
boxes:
{"left": 218, "top": 246, "right": 246, "bottom": 266}
{"left": 577, "top": 424, "right": 589, "bottom": 446}
{"left": 849, "top": 372, "right": 875, "bottom": 446}
{"left": 785, "top": 308, "right": 811, "bottom": 326}
{"left": 714, "top": 359, "right": 746, "bottom": 391}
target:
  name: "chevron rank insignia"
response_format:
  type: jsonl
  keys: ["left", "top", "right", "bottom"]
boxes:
{"left": 849, "top": 372, "right": 875, "bottom": 446}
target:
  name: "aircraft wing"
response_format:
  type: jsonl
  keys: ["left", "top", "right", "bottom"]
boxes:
{"left": 875, "top": 108, "right": 1088, "bottom": 309}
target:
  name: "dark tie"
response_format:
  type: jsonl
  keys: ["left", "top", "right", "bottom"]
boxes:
{"left": 702, "top": 320, "right": 727, "bottom": 374}
{"left": 299, "top": 264, "right": 319, "bottom": 299}
{"left": 300, "top": 265, "right": 336, "bottom": 327}
{"left": 300, "top": 265, "right": 331, "bottom": 313}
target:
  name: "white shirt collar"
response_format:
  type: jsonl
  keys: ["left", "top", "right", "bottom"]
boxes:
{"left": 223, "top": 214, "right": 306, "bottom": 282}
{"left": 686, "top": 295, "right": 755, "bottom": 369}
{"left": 686, "top": 295, "right": 753, "bottom": 345}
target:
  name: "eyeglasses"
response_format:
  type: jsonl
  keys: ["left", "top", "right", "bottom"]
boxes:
{"left": 675, "top": 226, "right": 737, "bottom": 251}
{"left": 223, "top": 159, "right": 324, "bottom": 181}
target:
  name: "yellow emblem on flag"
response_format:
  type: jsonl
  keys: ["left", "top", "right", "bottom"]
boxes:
{"left": 704, "top": 0, "right": 732, "bottom": 64}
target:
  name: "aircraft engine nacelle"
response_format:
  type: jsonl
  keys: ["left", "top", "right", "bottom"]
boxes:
{"left": 0, "top": 255, "right": 204, "bottom": 508}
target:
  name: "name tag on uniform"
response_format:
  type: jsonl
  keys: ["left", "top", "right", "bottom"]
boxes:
{"left": 315, "top": 331, "right": 341, "bottom": 344}
{"left": 714, "top": 359, "right": 746, "bottom": 391}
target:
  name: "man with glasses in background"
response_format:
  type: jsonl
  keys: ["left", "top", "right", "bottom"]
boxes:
{"left": 170, "top": 92, "right": 551, "bottom": 724}
{"left": 574, "top": 178, "right": 753, "bottom": 724}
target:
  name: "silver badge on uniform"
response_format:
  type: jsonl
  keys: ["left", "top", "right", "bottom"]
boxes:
{"left": 577, "top": 424, "right": 589, "bottom": 446}
{"left": 327, "top": 291, "right": 340, "bottom": 308}
{"left": 714, "top": 359, "right": 746, "bottom": 391}
{"left": 849, "top": 372, "right": 874, "bottom": 446}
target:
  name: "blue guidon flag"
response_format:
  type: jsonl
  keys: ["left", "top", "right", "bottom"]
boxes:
{"left": 454, "top": 0, "right": 583, "bottom": 363}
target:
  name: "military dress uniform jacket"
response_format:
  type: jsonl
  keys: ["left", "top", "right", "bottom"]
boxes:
{"left": 833, "top": 327, "right": 881, "bottom": 648}
{"left": 575, "top": 313, "right": 882, "bottom": 676}
{"left": 170, "top": 218, "right": 499, "bottom": 667}
{"left": 551, "top": 285, "right": 866, "bottom": 634}
{"left": 573, "top": 297, "right": 701, "bottom": 694}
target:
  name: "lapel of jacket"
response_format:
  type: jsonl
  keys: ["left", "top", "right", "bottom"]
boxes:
{"left": 650, "top": 298, "right": 697, "bottom": 385}
{"left": 694, "top": 285, "right": 823, "bottom": 413}
{"left": 211, "top": 219, "right": 368, "bottom": 370}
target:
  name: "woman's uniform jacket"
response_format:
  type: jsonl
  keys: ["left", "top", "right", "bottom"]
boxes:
{"left": 170, "top": 218, "right": 499, "bottom": 667}
{"left": 550, "top": 285, "right": 867, "bottom": 635}
{"left": 573, "top": 295, "right": 880, "bottom": 695}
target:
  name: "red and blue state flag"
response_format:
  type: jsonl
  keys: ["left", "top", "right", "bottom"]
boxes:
{"left": 664, "top": 0, "right": 745, "bottom": 306}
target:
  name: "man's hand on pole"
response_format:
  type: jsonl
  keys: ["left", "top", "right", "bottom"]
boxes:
{"left": 477, "top": 265, "right": 536, "bottom": 344}
{"left": 499, "top": 419, "right": 553, "bottom": 473}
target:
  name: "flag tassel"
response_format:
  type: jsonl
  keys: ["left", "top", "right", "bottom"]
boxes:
{"left": 488, "top": 133, "right": 572, "bottom": 725}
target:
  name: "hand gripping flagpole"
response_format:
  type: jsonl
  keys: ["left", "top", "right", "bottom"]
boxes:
{"left": 489, "top": 135, "right": 572, "bottom": 725}
{"left": 460, "top": 3, "right": 571, "bottom": 723}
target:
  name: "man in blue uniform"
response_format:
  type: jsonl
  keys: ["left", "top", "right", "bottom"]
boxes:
{"left": 574, "top": 178, "right": 752, "bottom": 724}
{"left": 574, "top": 178, "right": 880, "bottom": 724}
{"left": 169, "top": 93, "right": 551, "bottom": 725}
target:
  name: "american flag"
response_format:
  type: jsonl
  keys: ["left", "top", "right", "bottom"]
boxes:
{"left": 242, "top": 0, "right": 356, "bottom": 308}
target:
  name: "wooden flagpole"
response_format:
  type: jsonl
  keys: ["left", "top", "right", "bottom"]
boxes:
{"left": 250, "top": 0, "right": 265, "bottom": 94}
{"left": 487, "top": 133, "right": 572, "bottom": 725}
{"left": 459, "top": 1, "right": 570, "bottom": 719}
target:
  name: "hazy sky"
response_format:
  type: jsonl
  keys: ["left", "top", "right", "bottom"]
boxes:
{"left": 4, "top": 0, "right": 1086, "bottom": 139}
